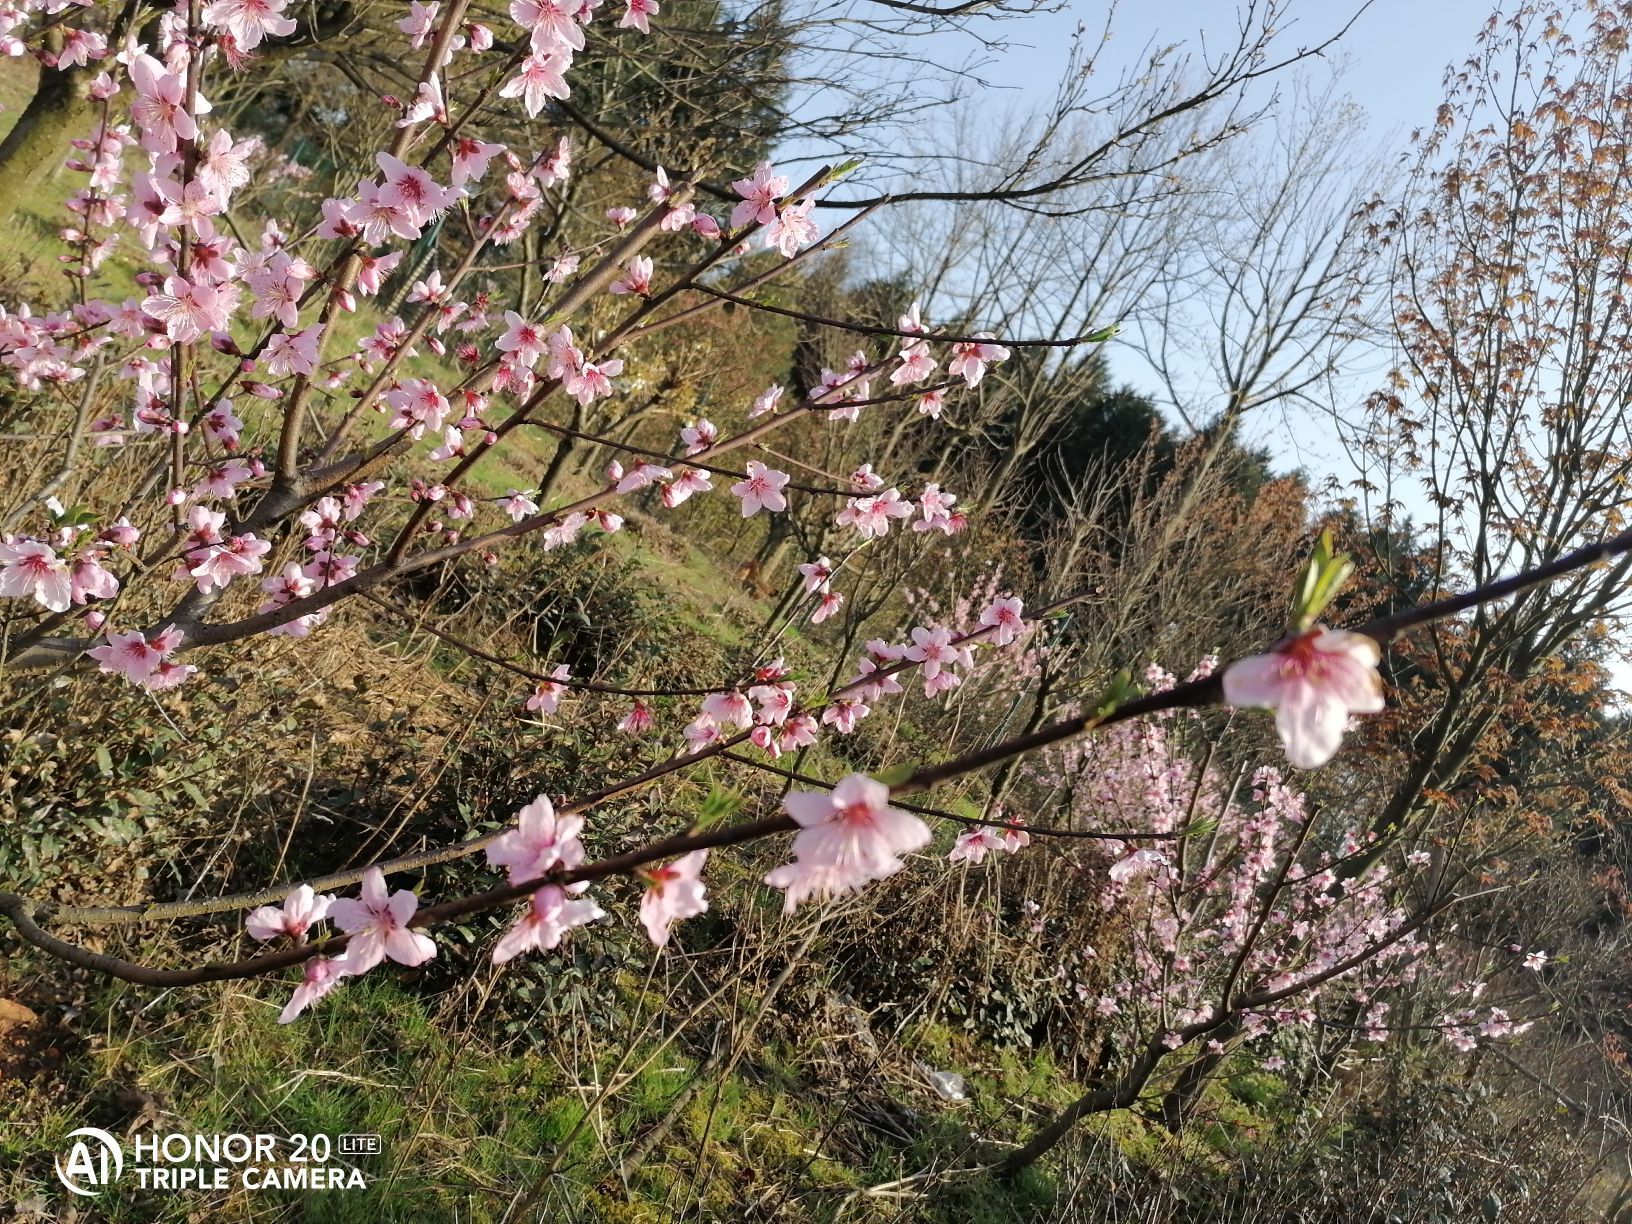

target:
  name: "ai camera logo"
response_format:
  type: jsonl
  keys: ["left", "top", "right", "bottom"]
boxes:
{"left": 55, "top": 1127, "right": 124, "bottom": 1197}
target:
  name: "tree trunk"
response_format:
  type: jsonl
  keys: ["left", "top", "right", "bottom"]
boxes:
{"left": 0, "top": 57, "right": 90, "bottom": 220}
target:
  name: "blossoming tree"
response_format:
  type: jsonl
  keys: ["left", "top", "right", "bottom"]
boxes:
{"left": 0, "top": 0, "right": 1628, "bottom": 1181}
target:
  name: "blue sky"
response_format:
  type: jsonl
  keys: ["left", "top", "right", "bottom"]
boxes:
{"left": 939, "top": 0, "right": 1495, "bottom": 476}
{"left": 953, "top": 0, "right": 1491, "bottom": 144}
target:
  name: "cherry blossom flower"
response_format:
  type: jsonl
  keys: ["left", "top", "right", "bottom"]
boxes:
{"left": 619, "top": 0, "right": 658, "bottom": 35}
{"left": 903, "top": 624, "right": 973, "bottom": 697}
{"left": 639, "top": 849, "right": 708, "bottom": 946}
{"left": 700, "top": 689, "right": 753, "bottom": 730}
{"left": 501, "top": 51, "right": 570, "bottom": 116}
{"left": 486, "top": 794, "right": 585, "bottom": 884}
{"left": 949, "top": 825, "right": 1007, "bottom": 864}
{"left": 765, "top": 774, "right": 931, "bottom": 913}
{"left": 328, "top": 868, "right": 437, "bottom": 976}
{"left": 658, "top": 467, "right": 711, "bottom": 508}
{"left": 0, "top": 540, "right": 71, "bottom": 611}
{"left": 451, "top": 137, "right": 505, "bottom": 187}
{"left": 835, "top": 488, "right": 913, "bottom": 539}
{"left": 913, "top": 483, "right": 958, "bottom": 534}
{"left": 890, "top": 339, "right": 936, "bottom": 386}
{"left": 142, "top": 275, "right": 239, "bottom": 343}
{"left": 609, "top": 255, "right": 651, "bottom": 296}
{"left": 262, "top": 324, "right": 322, "bottom": 377}
{"left": 501, "top": 490, "right": 540, "bottom": 521}
{"left": 948, "top": 336, "right": 1011, "bottom": 387}
{"left": 70, "top": 554, "right": 120, "bottom": 603}
{"left": 618, "top": 701, "right": 653, "bottom": 734}
{"left": 399, "top": 0, "right": 440, "bottom": 47}
{"left": 493, "top": 884, "right": 605, "bottom": 962}
{"left": 246, "top": 885, "right": 334, "bottom": 941}
{"left": 525, "top": 664, "right": 572, "bottom": 715}
{"left": 749, "top": 383, "right": 783, "bottom": 418}
{"left": 813, "top": 591, "right": 844, "bottom": 623}
{"left": 278, "top": 956, "right": 345, "bottom": 1024}
{"left": 1222, "top": 627, "right": 1386, "bottom": 768}
{"left": 679, "top": 418, "right": 716, "bottom": 454}
{"left": 1107, "top": 848, "right": 1170, "bottom": 884}
{"left": 764, "top": 198, "right": 817, "bottom": 257}
{"left": 203, "top": 0, "right": 296, "bottom": 50}
{"left": 731, "top": 161, "right": 789, "bottom": 228}
{"left": 731, "top": 461, "right": 790, "bottom": 516}
{"left": 799, "top": 557, "right": 833, "bottom": 594}
{"left": 129, "top": 53, "right": 208, "bottom": 155}
{"left": 978, "top": 595, "right": 1025, "bottom": 646}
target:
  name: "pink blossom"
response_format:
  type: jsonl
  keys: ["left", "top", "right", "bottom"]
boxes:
{"left": 525, "top": 664, "right": 572, "bottom": 714}
{"left": 451, "top": 137, "right": 505, "bottom": 187}
{"left": 978, "top": 595, "right": 1025, "bottom": 646}
{"left": 184, "top": 532, "right": 271, "bottom": 593}
{"left": 262, "top": 324, "right": 322, "bottom": 378}
{"left": 749, "top": 383, "right": 783, "bottom": 418}
{"left": 679, "top": 418, "right": 716, "bottom": 454}
{"left": 731, "top": 161, "right": 789, "bottom": 228}
{"left": 399, "top": 0, "right": 440, "bottom": 47}
{"left": 278, "top": 956, "right": 345, "bottom": 1024}
{"left": 766, "top": 774, "right": 931, "bottom": 912}
{"left": 129, "top": 53, "right": 208, "bottom": 155}
{"left": 1221, "top": 628, "right": 1385, "bottom": 768}
{"left": 486, "top": 794, "right": 585, "bottom": 884}
{"left": 246, "top": 885, "right": 334, "bottom": 941}
{"left": 493, "top": 884, "right": 605, "bottom": 962}
{"left": 142, "top": 276, "right": 238, "bottom": 344}
{"left": 835, "top": 488, "right": 914, "bottom": 539}
{"left": 609, "top": 255, "right": 652, "bottom": 296}
{"left": 731, "top": 461, "right": 790, "bottom": 516}
{"left": 501, "top": 51, "right": 570, "bottom": 116}
{"left": 502, "top": 490, "right": 540, "bottom": 521}
{"left": 1107, "top": 848, "right": 1170, "bottom": 884}
{"left": 618, "top": 701, "right": 654, "bottom": 734}
{"left": 948, "top": 336, "right": 1011, "bottom": 387}
{"left": 70, "top": 554, "right": 120, "bottom": 603}
{"left": 662, "top": 468, "right": 713, "bottom": 507}
{"left": 822, "top": 696, "right": 869, "bottom": 734}
{"left": 912, "top": 483, "right": 958, "bottom": 534}
{"left": 329, "top": 868, "right": 437, "bottom": 976}
{"left": 0, "top": 540, "right": 72, "bottom": 611}
{"left": 619, "top": 0, "right": 658, "bottom": 33}
{"left": 376, "top": 153, "right": 454, "bottom": 225}
{"left": 799, "top": 556, "right": 833, "bottom": 594}
{"left": 496, "top": 311, "right": 546, "bottom": 367}
{"left": 700, "top": 689, "right": 753, "bottom": 730}
{"left": 764, "top": 198, "right": 817, "bottom": 257}
{"left": 639, "top": 849, "right": 707, "bottom": 946}
{"left": 890, "top": 339, "right": 936, "bottom": 386}
{"left": 203, "top": 0, "right": 296, "bottom": 50}
{"left": 949, "top": 826, "right": 1007, "bottom": 865}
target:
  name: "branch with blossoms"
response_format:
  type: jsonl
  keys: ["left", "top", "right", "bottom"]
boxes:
{"left": 4, "top": 526, "right": 1631, "bottom": 1006}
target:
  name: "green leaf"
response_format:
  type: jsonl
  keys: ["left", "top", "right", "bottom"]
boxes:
{"left": 1094, "top": 670, "right": 1142, "bottom": 717}
{"left": 873, "top": 762, "right": 919, "bottom": 788}
{"left": 693, "top": 786, "right": 743, "bottom": 831}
